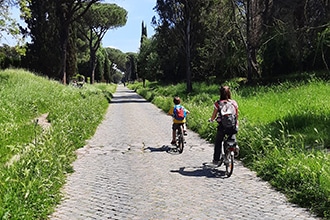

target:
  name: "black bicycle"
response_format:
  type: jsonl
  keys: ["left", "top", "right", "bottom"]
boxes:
{"left": 219, "top": 136, "right": 238, "bottom": 177}
{"left": 168, "top": 123, "right": 185, "bottom": 154}
{"left": 175, "top": 124, "right": 185, "bottom": 153}
{"left": 207, "top": 121, "right": 239, "bottom": 177}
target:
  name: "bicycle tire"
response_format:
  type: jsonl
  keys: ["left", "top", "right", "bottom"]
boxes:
{"left": 178, "top": 134, "right": 184, "bottom": 153}
{"left": 176, "top": 127, "right": 184, "bottom": 153}
{"left": 225, "top": 153, "right": 234, "bottom": 177}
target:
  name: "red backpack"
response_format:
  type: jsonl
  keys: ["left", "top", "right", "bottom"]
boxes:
{"left": 173, "top": 105, "right": 185, "bottom": 120}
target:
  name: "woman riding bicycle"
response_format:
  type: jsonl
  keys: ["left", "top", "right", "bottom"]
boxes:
{"left": 208, "top": 86, "right": 239, "bottom": 166}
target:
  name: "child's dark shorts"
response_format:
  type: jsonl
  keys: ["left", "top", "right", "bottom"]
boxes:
{"left": 172, "top": 123, "right": 184, "bottom": 130}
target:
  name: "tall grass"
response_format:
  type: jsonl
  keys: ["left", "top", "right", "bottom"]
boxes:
{"left": 128, "top": 78, "right": 330, "bottom": 218}
{"left": 0, "top": 69, "right": 116, "bottom": 219}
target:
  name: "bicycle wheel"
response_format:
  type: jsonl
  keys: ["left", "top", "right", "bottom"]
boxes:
{"left": 178, "top": 134, "right": 184, "bottom": 154}
{"left": 176, "top": 126, "right": 184, "bottom": 154}
{"left": 225, "top": 153, "right": 234, "bottom": 177}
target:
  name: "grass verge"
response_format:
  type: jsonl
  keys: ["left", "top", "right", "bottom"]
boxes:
{"left": 0, "top": 69, "right": 116, "bottom": 219}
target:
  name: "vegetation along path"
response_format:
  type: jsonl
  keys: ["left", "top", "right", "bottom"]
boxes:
{"left": 50, "top": 85, "right": 319, "bottom": 220}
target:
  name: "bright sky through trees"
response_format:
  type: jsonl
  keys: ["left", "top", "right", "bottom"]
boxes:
{"left": 103, "top": 0, "right": 156, "bottom": 53}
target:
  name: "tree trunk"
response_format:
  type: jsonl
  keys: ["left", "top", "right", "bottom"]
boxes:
{"left": 185, "top": 0, "right": 192, "bottom": 93}
{"left": 60, "top": 26, "right": 69, "bottom": 85}
{"left": 89, "top": 30, "right": 97, "bottom": 84}
{"left": 90, "top": 49, "right": 97, "bottom": 84}
{"left": 186, "top": 16, "right": 192, "bottom": 93}
{"left": 246, "top": 0, "right": 261, "bottom": 82}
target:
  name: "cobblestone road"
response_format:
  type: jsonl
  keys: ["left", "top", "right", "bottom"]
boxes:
{"left": 50, "top": 85, "right": 319, "bottom": 220}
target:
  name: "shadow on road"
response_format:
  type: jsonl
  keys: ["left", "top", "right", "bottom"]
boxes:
{"left": 144, "top": 145, "right": 186, "bottom": 155}
{"left": 170, "top": 166, "right": 228, "bottom": 178}
{"left": 144, "top": 145, "right": 171, "bottom": 152}
{"left": 115, "top": 90, "right": 136, "bottom": 93}
{"left": 111, "top": 100, "right": 149, "bottom": 104}
{"left": 110, "top": 93, "right": 150, "bottom": 104}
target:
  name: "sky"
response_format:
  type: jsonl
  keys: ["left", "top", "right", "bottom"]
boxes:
{"left": 1, "top": 0, "right": 157, "bottom": 53}
{"left": 104, "top": 0, "right": 157, "bottom": 53}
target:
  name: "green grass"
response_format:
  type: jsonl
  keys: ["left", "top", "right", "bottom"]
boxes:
{"left": 0, "top": 69, "right": 116, "bottom": 219}
{"left": 128, "top": 78, "right": 330, "bottom": 219}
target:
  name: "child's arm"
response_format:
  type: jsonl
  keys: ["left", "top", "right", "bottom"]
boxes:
{"left": 184, "top": 107, "right": 190, "bottom": 114}
{"left": 168, "top": 107, "right": 174, "bottom": 116}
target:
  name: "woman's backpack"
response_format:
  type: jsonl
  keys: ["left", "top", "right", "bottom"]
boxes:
{"left": 218, "top": 100, "right": 237, "bottom": 131}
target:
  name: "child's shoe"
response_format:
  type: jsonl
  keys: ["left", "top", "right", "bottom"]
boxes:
{"left": 183, "top": 130, "right": 187, "bottom": 136}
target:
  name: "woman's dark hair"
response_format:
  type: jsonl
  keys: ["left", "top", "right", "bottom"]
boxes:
{"left": 220, "top": 86, "right": 231, "bottom": 100}
{"left": 173, "top": 96, "right": 181, "bottom": 105}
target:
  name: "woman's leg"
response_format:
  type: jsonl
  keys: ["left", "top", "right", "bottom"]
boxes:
{"left": 213, "top": 126, "right": 225, "bottom": 162}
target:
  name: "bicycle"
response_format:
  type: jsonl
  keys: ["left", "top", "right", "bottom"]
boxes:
{"left": 175, "top": 123, "right": 185, "bottom": 153}
{"left": 168, "top": 123, "right": 185, "bottom": 154}
{"left": 207, "top": 121, "right": 239, "bottom": 177}
{"left": 218, "top": 136, "right": 238, "bottom": 177}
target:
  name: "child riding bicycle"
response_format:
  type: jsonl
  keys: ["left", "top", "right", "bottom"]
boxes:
{"left": 168, "top": 96, "right": 190, "bottom": 145}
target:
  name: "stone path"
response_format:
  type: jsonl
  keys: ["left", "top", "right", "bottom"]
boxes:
{"left": 50, "top": 85, "right": 319, "bottom": 220}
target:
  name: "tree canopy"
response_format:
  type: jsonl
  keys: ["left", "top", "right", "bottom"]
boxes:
{"left": 1, "top": 0, "right": 330, "bottom": 88}
{"left": 78, "top": 3, "right": 127, "bottom": 84}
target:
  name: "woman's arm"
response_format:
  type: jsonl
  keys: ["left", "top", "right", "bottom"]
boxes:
{"left": 209, "top": 108, "right": 218, "bottom": 122}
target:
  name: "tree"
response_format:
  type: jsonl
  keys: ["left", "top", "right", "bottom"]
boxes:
{"left": 231, "top": 0, "right": 273, "bottom": 81}
{"left": 0, "top": 0, "right": 25, "bottom": 54}
{"left": 260, "top": 0, "right": 330, "bottom": 76}
{"left": 138, "top": 22, "right": 161, "bottom": 87}
{"left": 195, "top": 0, "right": 246, "bottom": 81}
{"left": 21, "top": 0, "right": 62, "bottom": 78}
{"left": 0, "top": 1, "right": 16, "bottom": 40}
{"left": 126, "top": 52, "right": 138, "bottom": 82}
{"left": 138, "top": 36, "right": 161, "bottom": 86}
{"left": 56, "top": 0, "right": 99, "bottom": 84}
{"left": 20, "top": 0, "right": 100, "bottom": 83}
{"left": 152, "top": 19, "right": 182, "bottom": 83}
{"left": 77, "top": 3, "right": 127, "bottom": 84}
{"left": 105, "top": 47, "right": 127, "bottom": 70}
{"left": 153, "top": 0, "right": 215, "bottom": 91}
{"left": 0, "top": 44, "right": 21, "bottom": 68}
{"left": 103, "top": 47, "right": 131, "bottom": 83}
{"left": 140, "top": 21, "right": 148, "bottom": 44}
{"left": 153, "top": 0, "right": 194, "bottom": 92}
